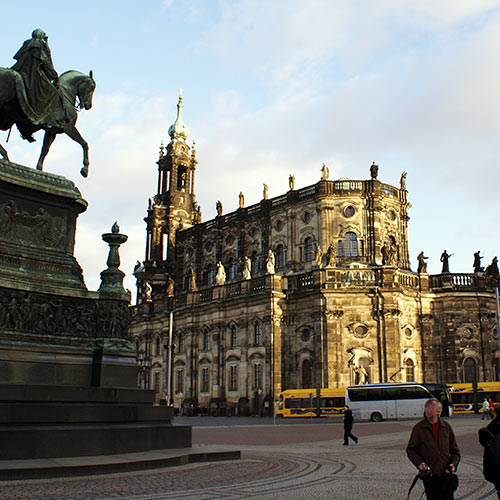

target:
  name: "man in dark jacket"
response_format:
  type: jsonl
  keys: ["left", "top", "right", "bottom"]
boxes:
{"left": 343, "top": 405, "right": 358, "bottom": 445}
{"left": 479, "top": 404, "right": 500, "bottom": 499}
{"left": 406, "top": 398, "right": 460, "bottom": 499}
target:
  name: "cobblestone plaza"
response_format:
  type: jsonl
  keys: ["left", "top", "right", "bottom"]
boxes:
{"left": 0, "top": 415, "right": 496, "bottom": 499}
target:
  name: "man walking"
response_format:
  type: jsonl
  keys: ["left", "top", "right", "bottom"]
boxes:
{"left": 407, "top": 398, "right": 460, "bottom": 499}
{"left": 343, "top": 405, "right": 358, "bottom": 445}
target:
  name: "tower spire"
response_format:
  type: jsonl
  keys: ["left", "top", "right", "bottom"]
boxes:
{"left": 168, "top": 89, "right": 189, "bottom": 142}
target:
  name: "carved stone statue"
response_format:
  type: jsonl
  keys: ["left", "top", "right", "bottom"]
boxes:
{"left": 440, "top": 250, "right": 451, "bottom": 273}
{"left": 266, "top": 249, "right": 275, "bottom": 274}
{"left": 288, "top": 174, "right": 295, "bottom": 190}
{"left": 239, "top": 192, "right": 244, "bottom": 209}
{"left": 321, "top": 163, "right": 329, "bottom": 180}
{"left": 216, "top": 200, "right": 223, "bottom": 216}
{"left": 400, "top": 171, "right": 407, "bottom": 190}
{"left": 215, "top": 261, "right": 226, "bottom": 285}
{"left": 166, "top": 277, "right": 174, "bottom": 297}
{"left": 263, "top": 183, "right": 269, "bottom": 200}
{"left": 144, "top": 282, "right": 152, "bottom": 302}
{"left": 242, "top": 256, "right": 251, "bottom": 280}
{"left": 417, "top": 251, "right": 428, "bottom": 273}
{"left": 473, "top": 251, "right": 484, "bottom": 273}
{"left": 189, "top": 269, "right": 197, "bottom": 291}
{"left": 381, "top": 241, "right": 396, "bottom": 266}
{"left": 485, "top": 256, "right": 499, "bottom": 277}
{"left": 326, "top": 244, "right": 336, "bottom": 267}
{"left": 370, "top": 162, "right": 379, "bottom": 179}
{"left": 0, "top": 30, "right": 96, "bottom": 177}
{"left": 315, "top": 245, "right": 323, "bottom": 268}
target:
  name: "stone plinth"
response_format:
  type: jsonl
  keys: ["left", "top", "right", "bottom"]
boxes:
{"left": 0, "top": 160, "right": 191, "bottom": 460}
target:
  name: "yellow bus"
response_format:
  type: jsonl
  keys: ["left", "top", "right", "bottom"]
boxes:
{"left": 448, "top": 382, "right": 500, "bottom": 414}
{"left": 277, "top": 388, "right": 345, "bottom": 418}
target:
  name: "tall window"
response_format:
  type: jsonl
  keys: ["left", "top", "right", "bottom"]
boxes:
{"left": 302, "top": 359, "right": 312, "bottom": 388}
{"left": 463, "top": 357, "right": 477, "bottom": 383}
{"left": 203, "top": 330, "right": 210, "bottom": 351}
{"left": 154, "top": 371, "right": 160, "bottom": 393}
{"left": 228, "top": 259, "right": 238, "bottom": 280}
{"left": 253, "top": 363, "right": 263, "bottom": 389}
{"left": 276, "top": 244, "right": 285, "bottom": 269}
{"left": 304, "top": 237, "right": 313, "bottom": 262}
{"left": 207, "top": 264, "right": 215, "bottom": 285}
{"left": 251, "top": 251, "right": 259, "bottom": 274}
{"left": 343, "top": 232, "right": 358, "bottom": 257}
{"left": 254, "top": 322, "right": 262, "bottom": 345}
{"left": 230, "top": 325, "right": 237, "bottom": 348}
{"left": 175, "top": 369, "right": 184, "bottom": 394}
{"left": 405, "top": 359, "right": 415, "bottom": 382}
{"left": 201, "top": 367, "right": 209, "bottom": 393}
{"left": 229, "top": 365, "right": 238, "bottom": 391}
{"left": 177, "top": 335, "right": 184, "bottom": 353}
{"left": 155, "top": 337, "right": 161, "bottom": 356}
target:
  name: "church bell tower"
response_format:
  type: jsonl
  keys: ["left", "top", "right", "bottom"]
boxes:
{"left": 135, "top": 91, "right": 199, "bottom": 301}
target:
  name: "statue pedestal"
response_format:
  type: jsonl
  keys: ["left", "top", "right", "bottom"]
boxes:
{"left": 0, "top": 160, "right": 191, "bottom": 459}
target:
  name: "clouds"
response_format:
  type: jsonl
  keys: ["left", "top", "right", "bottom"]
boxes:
{"left": 1, "top": 0, "right": 499, "bottom": 295}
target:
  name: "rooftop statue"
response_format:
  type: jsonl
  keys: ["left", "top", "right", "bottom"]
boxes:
{"left": 0, "top": 29, "right": 96, "bottom": 177}
{"left": 473, "top": 250, "right": 484, "bottom": 273}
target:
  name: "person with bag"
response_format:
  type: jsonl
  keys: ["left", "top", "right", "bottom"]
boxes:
{"left": 483, "top": 398, "right": 492, "bottom": 420}
{"left": 406, "top": 398, "right": 460, "bottom": 499}
{"left": 478, "top": 404, "right": 500, "bottom": 499}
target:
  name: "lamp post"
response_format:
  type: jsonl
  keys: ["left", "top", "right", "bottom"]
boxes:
{"left": 137, "top": 349, "right": 145, "bottom": 389}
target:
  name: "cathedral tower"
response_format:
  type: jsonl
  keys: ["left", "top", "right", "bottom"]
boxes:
{"left": 136, "top": 92, "right": 199, "bottom": 301}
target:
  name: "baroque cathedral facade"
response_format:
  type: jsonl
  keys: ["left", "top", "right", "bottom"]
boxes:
{"left": 129, "top": 95, "right": 500, "bottom": 415}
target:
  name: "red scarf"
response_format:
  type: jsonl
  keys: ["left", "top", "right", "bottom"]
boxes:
{"left": 430, "top": 420, "right": 439, "bottom": 446}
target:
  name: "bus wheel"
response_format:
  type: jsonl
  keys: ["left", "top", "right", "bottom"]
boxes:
{"left": 370, "top": 412, "right": 383, "bottom": 422}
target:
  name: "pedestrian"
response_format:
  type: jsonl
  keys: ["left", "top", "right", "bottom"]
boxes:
{"left": 478, "top": 404, "right": 500, "bottom": 499}
{"left": 343, "top": 405, "right": 358, "bottom": 445}
{"left": 406, "top": 398, "right": 460, "bottom": 500}
{"left": 483, "top": 398, "right": 491, "bottom": 420}
{"left": 489, "top": 398, "right": 495, "bottom": 418}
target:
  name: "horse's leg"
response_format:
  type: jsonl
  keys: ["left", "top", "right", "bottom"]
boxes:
{"left": 36, "top": 131, "right": 56, "bottom": 171}
{"left": 0, "top": 143, "right": 9, "bottom": 161}
{"left": 64, "top": 125, "right": 89, "bottom": 178}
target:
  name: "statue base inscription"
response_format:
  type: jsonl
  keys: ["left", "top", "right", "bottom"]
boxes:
{"left": 0, "top": 160, "right": 191, "bottom": 459}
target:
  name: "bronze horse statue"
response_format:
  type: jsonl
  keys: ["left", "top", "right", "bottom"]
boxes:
{"left": 0, "top": 69, "right": 95, "bottom": 177}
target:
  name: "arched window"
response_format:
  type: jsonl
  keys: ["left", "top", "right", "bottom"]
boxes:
{"left": 203, "top": 330, "right": 210, "bottom": 351}
{"left": 276, "top": 244, "right": 285, "bottom": 269}
{"left": 302, "top": 359, "right": 312, "bottom": 388}
{"left": 230, "top": 325, "right": 237, "bottom": 348}
{"left": 405, "top": 359, "right": 415, "bottom": 382}
{"left": 254, "top": 322, "right": 262, "bottom": 345}
{"left": 343, "top": 232, "right": 358, "bottom": 257}
{"left": 229, "top": 365, "right": 238, "bottom": 391}
{"left": 463, "top": 357, "right": 478, "bottom": 383}
{"left": 304, "top": 237, "right": 313, "bottom": 262}
{"left": 228, "top": 259, "right": 238, "bottom": 280}
{"left": 201, "top": 367, "right": 210, "bottom": 393}
{"left": 207, "top": 264, "right": 215, "bottom": 285}
{"left": 251, "top": 251, "right": 260, "bottom": 274}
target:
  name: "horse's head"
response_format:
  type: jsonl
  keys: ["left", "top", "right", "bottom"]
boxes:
{"left": 77, "top": 70, "right": 96, "bottom": 110}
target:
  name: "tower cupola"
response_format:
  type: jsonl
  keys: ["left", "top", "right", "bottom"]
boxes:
{"left": 168, "top": 90, "right": 189, "bottom": 142}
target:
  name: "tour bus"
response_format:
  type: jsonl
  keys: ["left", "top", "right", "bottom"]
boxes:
{"left": 345, "top": 382, "right": 453, "bottom": 422}
{"left": 447, "top": 382, "right": 500, "bottom": 414}
{"left": 277, "top": 387, "right": 345, "bottom": 417}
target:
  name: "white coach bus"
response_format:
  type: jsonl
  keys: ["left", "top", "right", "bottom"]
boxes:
{"left": 345, "top": 383, "right": 453, "bottom": 422}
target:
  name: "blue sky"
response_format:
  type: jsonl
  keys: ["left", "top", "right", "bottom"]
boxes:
{"left": 1, "top": 0, "right": 500, "bottom": 298}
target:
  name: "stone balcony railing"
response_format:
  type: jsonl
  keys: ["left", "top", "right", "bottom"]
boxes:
{"left": 130, "top": 269, "right": 499, "bottom": 317}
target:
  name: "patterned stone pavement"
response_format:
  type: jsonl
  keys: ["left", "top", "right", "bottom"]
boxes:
{"left": 0, "top": 416, "right": 497, "bottom": 500}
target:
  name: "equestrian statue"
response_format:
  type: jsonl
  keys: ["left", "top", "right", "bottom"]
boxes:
{"left": 0, "top": 29, "right": 95, "bottom": 177}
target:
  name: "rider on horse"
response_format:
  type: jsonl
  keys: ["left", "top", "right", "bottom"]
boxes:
{"left": 11, "top": 29, "right": 67, "bottom": 141}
